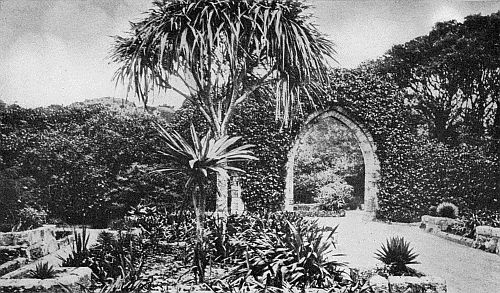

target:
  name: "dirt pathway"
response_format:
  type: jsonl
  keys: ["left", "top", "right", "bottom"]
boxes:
{"left": 317, "top": 211, "right": 500, "bottom": 293}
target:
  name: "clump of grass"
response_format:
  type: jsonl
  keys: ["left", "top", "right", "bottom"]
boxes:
{"left": 437, "top": 202, "right": 459, "bottom": 219}
{"left": 28, "top": 262, "right": 57, "bottom": 279}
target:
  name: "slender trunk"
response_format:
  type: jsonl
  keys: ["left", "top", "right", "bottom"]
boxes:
{"left": 214, "top": 128, "right": 229, "bottom": 216}
{"left": 192, "top": 184, "right": 206, "bottom": 283}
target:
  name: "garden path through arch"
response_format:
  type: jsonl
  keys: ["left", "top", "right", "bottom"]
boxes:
{"left": 284, "top": 107, "right": 380, "bottom": 218}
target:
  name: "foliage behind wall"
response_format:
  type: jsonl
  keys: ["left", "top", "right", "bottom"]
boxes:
{"left": 1, "top": 67, "right": 498, "bottom": 225}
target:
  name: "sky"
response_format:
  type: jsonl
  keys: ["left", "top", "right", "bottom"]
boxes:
{"left": 0, "top": 0, "right": 499, "bottom": 108}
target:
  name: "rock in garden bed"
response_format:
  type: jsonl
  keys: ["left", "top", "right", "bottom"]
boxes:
{"left": 474, "top": 225, "right": 500, "bottom": 255}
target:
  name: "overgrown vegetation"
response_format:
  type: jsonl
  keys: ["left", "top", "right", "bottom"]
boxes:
{"left": 1, "top": 11, "right": 498, "bottom": 228}
{"left": 293, "top": 119, "right": 363, "bottom": 209}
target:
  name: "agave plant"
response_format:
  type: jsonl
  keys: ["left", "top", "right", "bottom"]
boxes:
{"left": 155, "top": 123, "right": 256, "bottom": 283}
{"left": 374, "top": 236, "right": 419, "bottom": 276}
{"left": 28, "top": 262, "right": 57, "bottom": 279}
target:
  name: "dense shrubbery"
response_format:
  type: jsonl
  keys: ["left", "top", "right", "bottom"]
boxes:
{"left": 2, "top": 67, "right": 498, "bottom": 224}
{"left": 0, "top": 105, "right": 182, "bottom": 227}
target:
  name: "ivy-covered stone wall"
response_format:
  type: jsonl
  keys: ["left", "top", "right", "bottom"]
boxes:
{"left": 175, "top": 68, "right": 499, "bottom": 222}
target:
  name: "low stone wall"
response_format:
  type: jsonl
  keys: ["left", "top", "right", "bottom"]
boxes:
{"left": 0, "top": 267, "right": 91, "bottom": 293}
{"left": 370, "top": 275, "right": 447, "bottom": 293}
{"left": 420, "top": 215, "right": 460, "bottom": 233}
{"left": 421, "top": 215, "right": 500, "bottom": 255}
{"left": 474, "top": 226, "right": 500, "bottom": 255}
{"left": 0, "top": 258, "right": 28, "bottom": 277}
{"left": 293, "top": 204, "right": 346, "bottom": 217}
{"left": 0, "top": 226, "right": 59, "bottom": 261}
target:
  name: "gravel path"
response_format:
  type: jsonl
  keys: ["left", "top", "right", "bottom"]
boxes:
{"left": 317, "top": 211, "right": 500, "bottom": 293}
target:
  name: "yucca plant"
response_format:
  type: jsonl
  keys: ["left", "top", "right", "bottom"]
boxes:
{"left": 374, "top": 237, "right": 419, "bottom": 276}
{"left": 60, "top": 226, "right": 91, "bottom": 267}
{"left": 155, "top": 123, "right": 256, "bottom": 283}
{"left": 28, "top": 262, "right": 57, "bottom": 279}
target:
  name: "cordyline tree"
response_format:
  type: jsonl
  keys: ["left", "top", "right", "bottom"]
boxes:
{"left": 111, "top": 0, "right": 335, "bottom": 214}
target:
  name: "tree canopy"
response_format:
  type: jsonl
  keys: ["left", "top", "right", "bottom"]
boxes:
{"left": 375, "top": 11, "right": 500, "bottom": 148}
{"left": 111, "top": 0, "right": 335, "bottom": 136}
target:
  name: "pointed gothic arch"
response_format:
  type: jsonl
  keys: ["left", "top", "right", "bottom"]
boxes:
{"left": 284, "top": 107, "right": 380, "bottom": 218}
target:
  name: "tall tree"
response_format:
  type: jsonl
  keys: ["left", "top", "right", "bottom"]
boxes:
{"left": 111, "top": 0, "right": 335, "bottom": 213}
{"left": 458, "top": 12, "right": 500, "bottom": 148}
{"left": 376, "top": 11, "right": 500, "bottom": 146}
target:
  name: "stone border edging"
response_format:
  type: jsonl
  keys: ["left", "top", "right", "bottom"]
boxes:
{"left": 0, "top": 267, "right": 91, "bottom": 293}
{"left": 420, "top": 215, "right": 499, "bottom": 255}
{"left": 369, "top": 275, "right": 447, "bottom": 293}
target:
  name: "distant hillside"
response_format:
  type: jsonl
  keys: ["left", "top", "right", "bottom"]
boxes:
{"left": 70, "top": 97, "right": 176, "bottom": 121}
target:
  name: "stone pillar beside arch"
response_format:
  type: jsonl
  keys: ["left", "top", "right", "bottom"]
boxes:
{"left": 284, "top": 107, "right": 381, "bottom": 219}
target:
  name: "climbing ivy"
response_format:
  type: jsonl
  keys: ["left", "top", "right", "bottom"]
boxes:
{"left": 175, "top": 68, "right": 499, "bottom": 222}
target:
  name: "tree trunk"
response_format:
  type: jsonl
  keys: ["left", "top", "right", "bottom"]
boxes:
{"left": 192, "top": 184, "right": 206, "bottom": 283}
{"left": 214, "top": 128, "right": 230, "bottom": 216}
{"left": 216, "top": 173, "right": 229, "bottom": 216}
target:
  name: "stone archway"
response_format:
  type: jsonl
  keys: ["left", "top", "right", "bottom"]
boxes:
{"left": 284, "top": 107, "right": 380, "bottom": 218}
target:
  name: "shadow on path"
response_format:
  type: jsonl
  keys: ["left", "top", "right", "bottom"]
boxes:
{"left": 317, "top": 210, "right": 500, "bottom": 293}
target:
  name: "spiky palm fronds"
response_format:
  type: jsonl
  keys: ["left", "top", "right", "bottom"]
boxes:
{"left": 155, "top": 123, "right": 256, "bottom": 185}
{"left": 111, "top": 0, "right": 335, "bottom": 125}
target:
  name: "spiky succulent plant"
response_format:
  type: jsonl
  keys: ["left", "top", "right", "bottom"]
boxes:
{"left": 375, "top": 236, "right": 419, "bottom": 276}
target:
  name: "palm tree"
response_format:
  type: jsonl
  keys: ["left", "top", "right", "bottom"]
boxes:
{"left": 155, "top": 123, "right": 256, "bottom": 282}
{"left": 111, "top": 0, "right": 335, "bottom": 215}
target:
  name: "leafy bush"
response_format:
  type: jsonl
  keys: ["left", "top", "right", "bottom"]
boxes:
{"left": 92, "top": 253, "right": 150, "bottom": 293}
{"left": 317, "top": 181, "right": 354, "bottom": 211}
{"left": 88, "top": 231, "right": 146, "bottom": 285}
{"left": 14, "top": 207, "right": 47, "bottom": 231}
{"left": 0, "top": 104, "right": 178, "bottom": 226}
{"left": 374, "top": 237, "right": 419, "bottom": 276}
{"left": 227, "top": 212, "right": 344, "bottom": 290}
{"left": 28, "top": 262, "right": 57, "bottom": 279}
{"left": 437, "top": 202, "right": 459, "bottom": 219}
{"left": 61, "top": 227, "right": 149, "bottom": 289}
